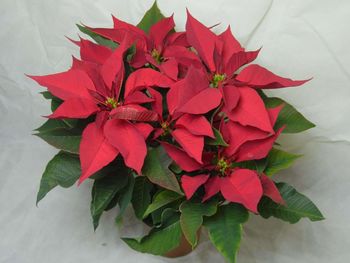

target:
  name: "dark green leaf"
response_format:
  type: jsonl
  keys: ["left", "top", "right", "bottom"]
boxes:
{"left": 40, "top": 91, "right": 55, "bottom": 99}
{"left": 206, "top": 127, "right": 229, "bottom": 146}
{"left": 258, "top": 183, "right": 325, "bottom": 223}
{"left": 264, "top": 148, "right": 302, "bottom": 176}
{"left": 122, "top": 221, "right": 182, "bottom": 256}
{"left": 35, "top": 129, "right": 81, "bottom": 154}
{"left": 37, "top": 151, "right": 81, "bottom": 204}
{"left": 143, "top": 190, "right": 182, "bottom": 218}
{"left": 204, "top": 204, "right": 249, "bottom": 263}
{"left": 91, "top": 174, "right": 129, "bottom": 230}
{"left": 116, "top": 175, "right": 135, "bottom": 222}
{"left": 180, "top": 201, "right": 217, "bottom": 248}
{"left": 263, "top": 96, "right": 315, "bottom": 133}
{"left": 132, "top": 177, "right": 153, "bottom": 219}
{"left": 35, "top": 119, "right": 70, "bottom": 133}
{"left": 137, "top": 1, "right": 165, "bottom": 33}
{"left": 76, "top": 24, "right": 118, "bottom": 49}
{"left": 142, "top": 146, "right": 182, "bottom": 194}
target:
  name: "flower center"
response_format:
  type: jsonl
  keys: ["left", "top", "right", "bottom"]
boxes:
{"left": 211, "top": 73, "right": 226, "bottom": 88}
{"left": 161, "top": 121, "right": 170, "bottom": 136}
{"left": 105, "top": 97, "right": 118, "bottom": 109}
{"left": 151, "top": 49, "right": 163, "bottom": 64}
{"left": 217, "top": 157, "right": 230, "bottom": 175}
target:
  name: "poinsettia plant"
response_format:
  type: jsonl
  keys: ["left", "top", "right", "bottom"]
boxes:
{"left": 29, "top": 2, "right": 324, "bottom": 262}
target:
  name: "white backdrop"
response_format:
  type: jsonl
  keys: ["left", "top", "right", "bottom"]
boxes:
{"left": 1, "top": 0, "right": 350, "bottom": 262}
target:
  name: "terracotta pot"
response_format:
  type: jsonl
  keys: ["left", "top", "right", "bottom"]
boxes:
{"left": 164, "top": 231, "right": 201, "bottom": 258}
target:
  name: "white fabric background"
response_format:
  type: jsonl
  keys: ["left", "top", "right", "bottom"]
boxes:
{"left": 1, "top": 0, "right": 349, "bottom": 262}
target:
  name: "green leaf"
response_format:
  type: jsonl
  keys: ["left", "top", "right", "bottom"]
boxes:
{"left": 204, "top": 204, "right": 249, "bottom": 263}
{"left": 263, "top": 96, "right": 315, "bottom": 133}
{"left": 180, "top": 201, "right": 217, "bottom": 248}
{"left": 40, "top": 91, "right": 55, "bottom": 99}
{"left": 206, "top": 127, "right": 229, "bottom": 146}
{"left": 35, "top": 119, "right": 70, "bottom": 133}
{"left": 264, "top": 148, "right": 302, "bottom": 176}
{"left": 131, "top": 177, "right": 153, "bottom": 219}
{"left": 122, "top": 221, "right": 182, "bottom": 256}
{"left": 35, "top": 128, "right": 81, "bottom": 154}
{"left": 137, "top": 1, "right": 165, "bottom": 33}
{"left": 258, "top": 183, "right": 325, "bottom": 224}
{"left": 116, "top": 175, "right": 135, "bottom": 222}
{"left": 76, "top": 24, "right": 118, "bottom": 49}
{"left": 143, "top": 190, "right": 182, "bottom": 218}
{"left": 37, "top": 151, "right": 81, "bottom": 204}
{"left": 142, "top": 146, "right": 182, "bottom": 194}
{"left": 91, "top": 174, "right": 129, "bottom": 230}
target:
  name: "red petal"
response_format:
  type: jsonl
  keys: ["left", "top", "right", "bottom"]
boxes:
{"left": 228, "top": 87, "right": 273, "bottom": 132}
{"left": 236, "top": 64, "right": 310, "bottom": 89}
{"left": 147, "top": 88, "right": 163, "bottom": 117}
{"left": 125, "top": 68, "right": 174, "bottom": 97}
{"left": 260, "top": 174, "right": 285, "bottom": 205}
{"left": 150, "top": 16, "right": 175, "bottom": 49}
{"left": 133, "top": 123, "right": 153, "bottom": 139}
{"left": 167, "top": 66, "right": 209, "bottom": 115}
{"left": 176, "top": 114, "right": 214, "bottom": 138}
{"left": 220, "top": 169, "right": 263, "bottom": 213}
{"left": 124, "top": 91, "right": 154, "bottom": 105}
{"left": 101, "top": 38, "right": 130, "bottom": 89}
{"left": 159, "top": 58, "right": 179, "bottom": 80}
{"left": 110, "top": 105, "right": 158, "bottom": 122}
{"left": 166, "top": 31, "right": 189, "bottom": 47}
{"left": 220, "top": 85, "right": 240, "bottom": 112}
{"left": 235, "top": 127, "right": 284, "bottom": 162}
{"left": 181, "top": 174, "right": 209, "bottom": 199}
{"left": 203, "top": 176, "right": 221, "bottom": 202}
{"left": 224, "top": 49, "right": 260, "bottom": 75}
{"left": 221, "top": 121, "right": 270, "bottom": 157}
{"left": 186, "top": 11, "right": 217, "bottom": 72}
{"left": 268, "top": 104, "right": 284, "bottom": 126}
{"left": 177, "top": 88, "right": 222, "bottom": 114}
{"left": 104, "top": 119, "right": 147, "bottom": 174}
{"left": 28, "top": 69, "right": 94, "bottom": 100}
{"left": 79, "top": 122, "right": 119, "bottom": 183}
{"left": 161, "top": 142, "right": 202, "bottom": 172}
{"left": 79, "top": 38, "right": 112, "bottom": 64}
{"left": 172, "top": 128, "right": 204, "bottom": 164}
{"left": 218, "top": 26, "right": 243, "bottom": 65}
{"left": 50, "top": 98, "right": 99, "bottom": 119}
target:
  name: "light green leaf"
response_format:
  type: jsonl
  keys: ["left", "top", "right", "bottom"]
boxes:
{"left": 76, "top": 24, "right": 118, "bottom": 49}
{"left": 258, "top": 183, "right": 325, "bottom": 223}
{"left": 143, "top": 190, "right": 182, "bottom": 218}
{"left": 263, "top": 96, "right": 315, "bottom": 133}
{"left": 37, "top": 151, "right": 81, "bottom": 204}
{"left": 137, "top": 1, "right": 165, "bottom": 33}
{"left": 91, "top": 175, "right": 129, "bottom": 230}
{"left": 122, "top": 221, "right": 182, "bottom": 256}
{"left": 180, "top": 201, "right": 217, "bottom": 248}
{"left": 204, "top": 204, "right": 249, "bottom": 263}
{"left": 264, "top": 148, "right": 302, "bottom": 176}
{"left": 142, "top": 146, "right": 182, "bottom": 194}
{"left": 206, "top": 127, "right": 229, "bottom": 146}
{"left": 131, "top": 176, "right": 153, "bottom": 219}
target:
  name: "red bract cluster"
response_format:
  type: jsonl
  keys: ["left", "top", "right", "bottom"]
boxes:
{"left": 30, "top": 12, "right": 307, "bottom": 213}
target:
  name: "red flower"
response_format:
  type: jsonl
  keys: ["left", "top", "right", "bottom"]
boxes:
{"left": 177, "top": 11, "right": 309, "bottom": 133}
{"left": 86, "top": 15, "right": 200, "bottom": 80}
{"left": 124, "top": 69, "right": 214, "bottom": 163}
{"left": 29, "top": 38, "right": 165, "bottom": 183}
{"left": 173, "top": 104, "right": 285, "bottom": 212}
